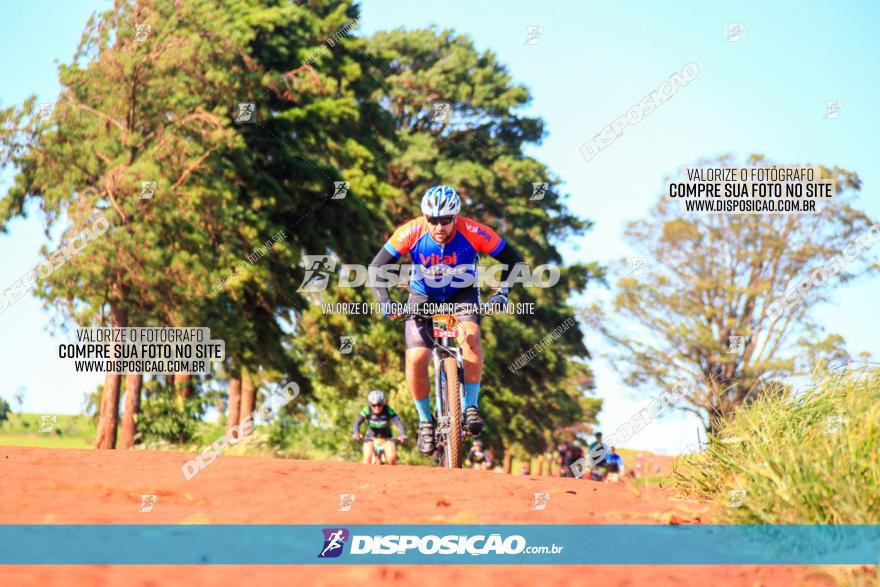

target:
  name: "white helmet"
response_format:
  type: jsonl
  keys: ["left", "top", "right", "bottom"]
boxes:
{"left": 421, "top": 185, "right": 461, "bottom": 217}
{"left": 367, "top": 390, "right": 386, "bottom": 406}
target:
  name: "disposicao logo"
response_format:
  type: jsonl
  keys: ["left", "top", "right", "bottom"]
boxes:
{"left": 318, "top": 528, "right": 349, "bottom": 558}
{"left": 316, "top": 531, "right": 563, "bottom": 558}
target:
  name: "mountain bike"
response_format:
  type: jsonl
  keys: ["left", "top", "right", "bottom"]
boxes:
{"left": 402, "top": 304, "right": 492, "bottom": 469}
{"left": 365, "top": 437, "right": 389, "bottom": 465}
{"left": 354, "top": 435, "right": 404, "bottom": 465}
{"left": 371, "top": 436, "right": 406, "bottom": 465}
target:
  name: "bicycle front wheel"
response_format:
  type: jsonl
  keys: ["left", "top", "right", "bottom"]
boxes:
{"left": 442, "top": 355, "right": 462, "bottom": 468}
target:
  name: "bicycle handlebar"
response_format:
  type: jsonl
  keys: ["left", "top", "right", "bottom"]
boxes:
{"left": 354, "top": 435, "right": 405, "bottom": 444}
{"left": 388, "top": 301, "right": 505, "bottom": 319}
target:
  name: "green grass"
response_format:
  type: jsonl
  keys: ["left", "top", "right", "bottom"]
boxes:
{"left": 630, "top": 474, "right": 668, "bottom": 488}
{"left": 0, "top": 413, "right": 96, "bottom": 448}
{"left": 0, "top": 434, "right": 93, "bottom": 449}
{"left": 675, "top": 366, "right": 880, "bottom": 523}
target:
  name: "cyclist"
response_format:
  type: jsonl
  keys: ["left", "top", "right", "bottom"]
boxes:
{"left": 588, "top": 432, "right": 609, "bottom": 467}
{"left": 588, "top": 432, "right": 610, "bottom": 481}
{"left": 369, "top": 185, "right": 525, "bottom": 455}
{"left": 605, "top": 446, "right": 625, "bottom": 482}
{"left": 466, "top": 439, "right": 492, "bottom": 470}
{"left": 557, "top": 440, "right": 585, "bottom": 477}
{"left": 352, "top": 390, "right": 407, "bottom": 464}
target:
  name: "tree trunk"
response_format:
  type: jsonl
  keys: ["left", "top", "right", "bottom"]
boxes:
{"left": 536, "top": 454, "right": 545, "bottom": 476}
{"left": 503, "top": 452, "right": 513, "bottom": 474}
{"left": 239, "top": 369, "right": 256, "bottom": 436}
{"left": 174, "top": 373, "right": 192, "bottom": 401}
{"left": 96, "top": 373, "right": 122, "bottom": 449}
{"left": 95, "top": 303, "right": 128, "bottom": 449}
{"left": 119, "top": 373, "right": 142, "bottom": 449}
{"left": 226, "top": 376, "right": 242, "bottom": 434}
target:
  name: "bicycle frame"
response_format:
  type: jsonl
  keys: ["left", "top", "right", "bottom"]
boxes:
{"left": 371, "top": 438, "right": 388, "bottom": 465}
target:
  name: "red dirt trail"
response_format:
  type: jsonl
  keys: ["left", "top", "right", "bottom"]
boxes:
{"left": 0, "top": 446, "right": 862, "bottom": 586}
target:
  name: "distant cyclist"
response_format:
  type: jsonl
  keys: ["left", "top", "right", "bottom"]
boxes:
{"left": 588, "top": 432, "right": 610, "bottom": 481}
{"left": 369, "top": 185, "right": 525, "bottom": 455}
{"left": 557, "top": 440, "right": 584, "bottom": 477}
{"left": 352, "top": 390, "right": 407, "bottom": 464}
{"left": 466, "top": 439, "right": 492, "bottom": 470}
{"left": 588, "top": 432, "right": 609, "bottom": 467}
{"left": 605, "top": 447, "right": 625, "bottom": 482}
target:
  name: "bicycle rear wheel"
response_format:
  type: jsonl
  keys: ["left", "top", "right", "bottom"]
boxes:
{"left": 442, "top": 355, "right": 462, "bottom": 468}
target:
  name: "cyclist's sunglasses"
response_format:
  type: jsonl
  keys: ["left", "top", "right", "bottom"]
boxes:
{"left": 426, "top": 215, "right": 455, "bottom": 226}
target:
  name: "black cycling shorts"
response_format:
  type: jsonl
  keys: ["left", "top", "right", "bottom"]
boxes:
{"left": 404, "top": 288, "right": 481, "bottom": 349}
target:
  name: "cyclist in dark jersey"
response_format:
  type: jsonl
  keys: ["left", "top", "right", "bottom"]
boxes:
{"left": 369, "top": 185, "right": 525, "bottom": 455}
{"left": 555, "top": 440, "right": 586, "bottom": 477}
{"left": 466, "top": 439, "right": 492, "bottom": 470}
{"left": 352, "top": 390, "right": 407, "bottom": 464}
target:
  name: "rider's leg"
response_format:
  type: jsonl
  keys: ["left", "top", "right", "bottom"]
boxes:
{"left": 458, "top": 320, "right": 483, "bottom": 408}
{"left": 405, "top": 341, "right": 436, "bottom": 455}
{"left": 458, "top": 319, "right": 485, "bottom": 434}
{"left": 385, "top": 439, "right": 398, "bottom": 464}
{"left": 405, "top": 347, "right": 433, "bottom": 421}
{"left": 362, "top": 440, "right": 374, "bottom": 464}
{"left": 404, "top": 310, "right": 435, "bottom": 423}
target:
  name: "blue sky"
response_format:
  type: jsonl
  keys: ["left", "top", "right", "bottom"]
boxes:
{"left": 1, "top": 1, "right": 878, "bottom": 453}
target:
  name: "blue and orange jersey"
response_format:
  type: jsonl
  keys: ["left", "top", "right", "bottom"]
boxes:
{"left": 382, "top": 216, "right": 507, "bottom": 300}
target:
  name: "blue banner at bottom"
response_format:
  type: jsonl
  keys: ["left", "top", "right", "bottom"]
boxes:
{"left": 1, "top": 525, "right": 878, "bottom": 565}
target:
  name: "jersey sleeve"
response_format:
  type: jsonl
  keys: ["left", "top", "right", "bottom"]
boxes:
{"left": 359, "top": 406, "right": 369, "bottom": 417}
{"left": 383, "top": 218, "right": 426, "bottom": 258}
{"left": 387, "top": 407, "right": 397, "bottom": 417}
{"left": 458, "top": 217, "right": 506, "bottom": 255}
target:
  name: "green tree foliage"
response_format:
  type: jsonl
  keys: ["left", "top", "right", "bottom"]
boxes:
{"left": 138, "top": 379, "right": 210, "bottom": 444}
{"left": 0, "top": 397, "right": 10, "bottom": 425}
{"left": 0, "top": 0, "right": 268, "bottom": 446}
{"left": 1, "top": 2, "right": 603, "bottom": 460}
{"left": 212, "top": 0, "right": 396, "bottom": 387}
{"left": 587, "top": 154, "right": 878, "bottom": 432}
{"left": 291, "top": 26, "right": 604, "bottom": 460}
{"left": 0, "top": 0, "right": 350, "bottom": 445}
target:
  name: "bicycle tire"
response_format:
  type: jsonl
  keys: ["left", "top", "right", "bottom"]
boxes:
{"left": 442, "top": 355, "right": 463, "bottom": 468}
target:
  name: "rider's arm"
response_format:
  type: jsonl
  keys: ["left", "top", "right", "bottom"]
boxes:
{"left": 368, "top": 247, "right": 397, "bottom": 304}
{"left": 458, "top": 217, "right": 526, "bottom": 293}
{"left": 370, "top": 218, "right": 423, "bottom": 304}
{"left": 352, "top": 413, "right": 365, "bottom": 436}
{"left": 391, "top": 415, "right": 406, "bottom": 437}
{"left": 488, "top": 242, "right": 526, "bottom": 291}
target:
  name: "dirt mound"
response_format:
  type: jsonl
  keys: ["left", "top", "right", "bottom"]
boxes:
{"left": 0, "top": 446, "right": 834, "bottom": 586}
